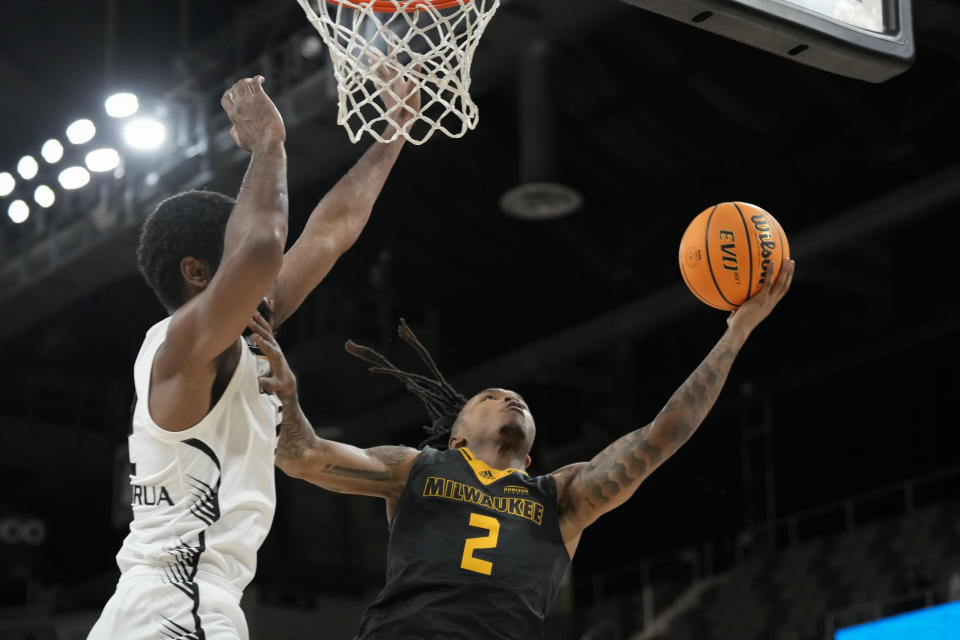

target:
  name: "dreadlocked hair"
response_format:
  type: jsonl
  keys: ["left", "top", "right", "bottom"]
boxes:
{"left": 346, "top": 319, "right": 467, "bottom": 449}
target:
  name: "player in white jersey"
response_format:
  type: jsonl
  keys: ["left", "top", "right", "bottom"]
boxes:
{"left": 88, "top": 71, "right": 420, "bottom": 640}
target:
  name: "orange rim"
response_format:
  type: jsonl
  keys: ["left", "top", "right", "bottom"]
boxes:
{"left": 326, "top": 0, "right": 468, "bottom": 12}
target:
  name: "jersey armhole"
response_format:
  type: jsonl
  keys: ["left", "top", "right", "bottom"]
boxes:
{"left": 387, "top": 448, "right": 430, "bottom": 529}
{"left": 137, "top": 336, "right": 250, "bottom": 443}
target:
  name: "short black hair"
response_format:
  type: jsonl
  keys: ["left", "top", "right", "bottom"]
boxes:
{"left": 136, "top": 190, "right": 236, "bottom": 312}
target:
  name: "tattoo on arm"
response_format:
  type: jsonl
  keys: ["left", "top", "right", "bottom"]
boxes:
{"left": 275, "top": 399, "right": 317, "bottom": 464}
{"left": 572, "top": 329, "right": 745, "bottom": 518}
{"left": 367, "top": 446, "right": 413, "bottom": 467}
{"left": 273, "top": 394, "right": 416, "bottom": 501}
{"left": 319, "top": 465, "right": 391, "bottom": 482}
{"left": 315, "top": 446, "right": 412, "bottom": 483}
{"left": 579, "top": 426, "right": 662, "bottom": 511}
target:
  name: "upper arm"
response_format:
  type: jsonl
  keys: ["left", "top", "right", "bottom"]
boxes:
{"left": 271, "top": 166, "right": 387, "bottom": 327}
{"left": 163, "top": 234, "right": 284, "bottom": 368}
{"left": 289, "top": 440, "right": 420, "bottom": 502}
{"left": 555, "top": 422, "right": 666, "bottom": 536}
{"left": 270, "top": 227, "right": 346, "bottom": 327}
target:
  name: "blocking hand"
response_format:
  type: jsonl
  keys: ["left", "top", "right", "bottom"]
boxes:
{"left": 221, "top": 76, "right": 286, "bottom": 151}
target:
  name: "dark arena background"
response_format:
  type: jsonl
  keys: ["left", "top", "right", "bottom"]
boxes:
{"left": 2, "top": 1, "right": 959, "bottom": 639}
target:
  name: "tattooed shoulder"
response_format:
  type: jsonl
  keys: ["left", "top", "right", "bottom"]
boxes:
{"left": 367, "top": 446, "right": 417, "bottom": 467}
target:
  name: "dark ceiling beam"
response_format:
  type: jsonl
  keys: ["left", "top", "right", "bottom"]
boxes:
{"left": 340, "top": 164, "right": 960, "bottom": 443}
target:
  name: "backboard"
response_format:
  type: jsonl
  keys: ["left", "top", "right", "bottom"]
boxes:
{"left": 620, "top": 0, "right": 914, "bottom": 83}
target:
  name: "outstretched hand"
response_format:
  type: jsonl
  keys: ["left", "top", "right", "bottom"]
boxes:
{"left": 221, "top": 76, "right": 286, "bottom": 151}
{"left": 372, "top": 46, "right": 422, "bottom": 132}
{"left": 246, "top": 301, "right": 297, "bottom": 401}
{"left": 728, "top": 259, "right": 796, "bottom": 333}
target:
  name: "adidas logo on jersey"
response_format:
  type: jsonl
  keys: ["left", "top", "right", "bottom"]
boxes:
{"left": 131, "top": 484, "right": 174, "bottom": 507}
{"left": 479, "top": 470, "right": 495, "bottom": 479}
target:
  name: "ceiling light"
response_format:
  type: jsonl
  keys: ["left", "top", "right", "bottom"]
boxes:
{"left": 41, "top": 139, "right": 64, "bottom": 164}
{"left": 66, "top": 119, "right": 96, "bottom": 145}
{"left": 8, "top": 199, "right": 29, "bottom": 223}
{"left": 123, "top": 118, "right": 166, "bottom": 150}
{"left": 17, "top": 155, "right": 38, "bottom": 180}
{"left": 58, "top": 166, "right": 91, "bottom": 190}
{"left": 105, "top": 92, "right": 140, "bottom": 118}
{"left": 34, "top": 185, "right": 55, "bottom": 208}
{"left": 0, "top": 172, "right": 14, "bottom": 197}
{"left": 85, "top": 148, "right": 121, "bottom": 173}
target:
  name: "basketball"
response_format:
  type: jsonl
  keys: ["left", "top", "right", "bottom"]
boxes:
{"left": 678, "top": 202, "right": 790, "bottom": 311}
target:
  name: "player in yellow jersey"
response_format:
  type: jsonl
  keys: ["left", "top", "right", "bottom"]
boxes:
{"left": 250, "top": 260, "right": 795, "bottom": 639}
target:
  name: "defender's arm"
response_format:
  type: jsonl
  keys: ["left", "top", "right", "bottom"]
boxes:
{"left": 269, "top": 138, "right": 404, "bottom": 327}
{"left": 270, "top": 69, "right": 420, "bottom": 327}
{"left": 162, "top": 77, "right": 288, "bottom": 368}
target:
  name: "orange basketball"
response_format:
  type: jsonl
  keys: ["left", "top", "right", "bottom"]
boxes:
{"left": 678, "top": 202, "right": 790, "bottom": 311}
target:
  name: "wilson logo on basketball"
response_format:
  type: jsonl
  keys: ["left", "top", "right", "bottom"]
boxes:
{"left": 751, "top": 215, "right": 777, "bottom": 287}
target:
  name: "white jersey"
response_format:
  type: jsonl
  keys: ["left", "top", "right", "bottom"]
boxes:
{"left": 115, "top": 316, "right": 280, "bottom": 598}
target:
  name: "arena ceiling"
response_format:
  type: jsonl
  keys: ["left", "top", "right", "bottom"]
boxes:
{"left": 1, "top": 0, "right": 959, "bottom": 608}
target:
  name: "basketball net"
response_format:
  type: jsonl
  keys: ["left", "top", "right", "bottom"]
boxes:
{"left": 296, "top": 0, "right": 500, "bottom": 145}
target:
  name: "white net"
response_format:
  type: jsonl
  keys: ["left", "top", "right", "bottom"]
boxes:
{"left": 296, "top": 0, "right": 501, "bottom": 145}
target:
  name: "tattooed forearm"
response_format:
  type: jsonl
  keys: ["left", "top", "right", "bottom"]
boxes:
{"left": 320, "top": 465, "right": 391, "bottom": 482}
{"left": 568, "top": 325, "right": 749, "bottom": 519}
{"left": 273, "top": 393, "right": 419, "bottom": 499}
{"left": 275, "top": 394, "right": 318, "bottom": 465}
{"left": 306, "top": 447, "right": 409, "bottom": 484}
{"left": 652, "top": 336, "right": 739, "bottom": 449}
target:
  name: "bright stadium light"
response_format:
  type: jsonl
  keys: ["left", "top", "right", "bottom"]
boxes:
{"left": 85, "top": 148, "right": 121, "bottom": 173}
{"left": 17, "top": 155, "right": 39, "bottom": 180}
{"left": 8, "top": 199, "right": 29, "bottom": 224}
{"left": 0, "top": 172, "right": 14, "bottom": 197}
{"left": 41, "top": 139, "right": 64, "bottom": 164}
{"left": 66, "top": 119, "right": 96, "bottom": 145}
{"left": 123, "top": 118, "right": 166, "bottom": 150}
{"left": 34, "top": 185, "right": 55, "bottom": 208}
{"left": 105, "top": 92, "right": 140, "bottom": 118}
{"left": 58, "top": 166, "right": 91, "bottom": 190}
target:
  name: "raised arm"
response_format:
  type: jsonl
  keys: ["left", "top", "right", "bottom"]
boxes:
{"left": 247, "top": 309, "right": 419, "bottom": 511}
{"left": 162, "top": 76, "right": 288, "bottom": 366}
{"left": 270, "top": 69, "right": 420, "bottom": 327}
{"left": 555, "top": 260, "right": 795, "bottom": 551}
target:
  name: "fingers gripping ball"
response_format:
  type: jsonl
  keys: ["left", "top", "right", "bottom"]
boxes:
{"left": 679, "top": 202, "right": 790, "bottom": 311}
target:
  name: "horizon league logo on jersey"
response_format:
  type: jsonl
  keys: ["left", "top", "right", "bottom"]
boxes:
{"left": 131, "top": 483, "right": 174, "bottom": 507}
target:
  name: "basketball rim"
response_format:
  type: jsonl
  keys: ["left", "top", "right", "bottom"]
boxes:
{"left": 325, "top": 0, "right": 470, "bottom": 13}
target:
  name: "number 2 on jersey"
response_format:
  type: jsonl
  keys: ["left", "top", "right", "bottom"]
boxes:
{"left": 460, "top": 513, "right": 500, "bottom": 575}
